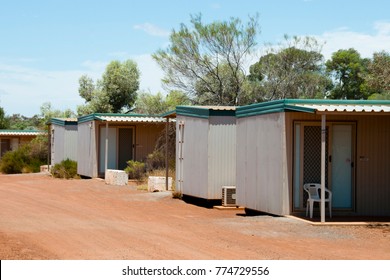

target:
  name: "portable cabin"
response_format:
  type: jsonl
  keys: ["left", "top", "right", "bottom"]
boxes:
{"left": 48, "top": 118, "right": 78, "bottom": 166}
{"left": 173, "top": 106, "right": 236, "bottom": 202}
{"left": 0, "top": 130, "right": 44, "bottom": 159}
{"left": 236, "top": 99, "right": 390, "bottom": 220}
{"left": 77, "top": 113, "right": 167, "bottom": 178}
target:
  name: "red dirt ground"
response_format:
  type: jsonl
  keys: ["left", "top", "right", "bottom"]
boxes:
{"left": 0, "top": 173, "right": 389, "bottom": 260}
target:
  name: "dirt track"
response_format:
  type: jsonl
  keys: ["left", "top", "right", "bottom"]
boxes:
{"left": 0, "top": 173, "right": 389, "bottom": 260}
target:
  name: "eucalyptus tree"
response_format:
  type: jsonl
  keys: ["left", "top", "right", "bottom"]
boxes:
{"left": 325, "top": 48, "right": 369, "bottom": 99}
{"left": 153, "top": 14, "right": 260, "bottom": 106}
{"left": 248, "top": 35, "right": 331, "bottom": 100}
{"left": 366, "top": 50, "right": 390, "bottom": 99}
{"left": 77, "top": 59, "right": 140, "bottom": 114}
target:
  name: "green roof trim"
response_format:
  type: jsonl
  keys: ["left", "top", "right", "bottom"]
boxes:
{"left": 0, "top": 129, "right": 44, "bottom": 133}
{"left": 236, "top": 99, "right": 313, "bottom": 118}
{"left": 176, "top": 106, "right": 236, "bottom": 119}
{"left": 236, "top": 99, "right": 390, "bottom": 118}
{"left": 48, "top": 118, "right": 78, "bottom": 126}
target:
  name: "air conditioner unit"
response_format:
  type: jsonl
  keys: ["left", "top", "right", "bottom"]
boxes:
{"left": 222, "top": 186, "right": 236, "bottom": 207}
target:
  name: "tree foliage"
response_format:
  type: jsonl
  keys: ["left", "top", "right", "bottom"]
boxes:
{"left": 134, "top": 90, "right": 190, "bottom": 115}
{"left": 5, "top": 114, "right": 41, "bottom": 130}
{"left": 0, "top": 106, "right": 9, "bottom": 129}
{"left": 247, "top": 36, "right": 331, "bottom": 101}
{"left": 325, "top": 48, "right": 370, "bottom": 99}
{"left": 365, "top": 51, "right": 390, "bottom": 95}
{"left": 153, "top": 14, "right": 260, "bottom": 106}
{"left": 40, "top": 102, "right": 75, "bottom": 127}
{"left": 102, "top": 60, "right": 140, "bottom": 112}
{"left": 77, "top": 60, "right": 140, "bottom": 114}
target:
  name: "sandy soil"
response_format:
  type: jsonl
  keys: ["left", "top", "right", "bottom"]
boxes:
{"left": 0, "top": 173, "right": 389, "bottom": 260}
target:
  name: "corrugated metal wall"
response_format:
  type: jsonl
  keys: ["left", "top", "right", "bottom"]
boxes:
{"left": 51, "top": 124, "right": 78, "bottom": 165}
{"left": 355, "top": 115, "right": 390, "bottom": 215}
{"left": 236, "top": 112, "right": 290, "bottom": 215}
{"left": 52, "top": 124, "right": 65, "bottom": 165}
{"left": 63, "top": 125, "right": 78, "bottom": 162}
{"left": 176, "top": 115, "right": 236, "bottom": 200}
{"left": 77, "top": 121, "right": 98, "bottom": 178}
{"left": 208, "top": 116, "right": 236, "bottom": 199}
{"left": 176, "top": 116, "right": 209, "bottom": 198}
{"left": 135, "top": 123, "right": 165, "bottom": 161}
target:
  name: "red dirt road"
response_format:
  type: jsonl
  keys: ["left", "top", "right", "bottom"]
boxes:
{"left": 0, "top": 173, "right": 389, "bottom": 260}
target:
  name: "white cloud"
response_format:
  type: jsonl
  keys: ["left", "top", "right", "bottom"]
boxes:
{"left": 315, "top": 21, "right": 390, "bottom": 59}
{"left": 0, "top": 63, "right": 87, "bottom": 117}
{"left": 0, "top": 54, "right": 166, "bottom": 117}
{"left": 133, "top": 23, "right": 170, "bottom": 37}
{"left": 374, "top": 21, "right": 390, "bottom": 36}
{"left": 133, "top": 54, "right": 165, "bottom": 94}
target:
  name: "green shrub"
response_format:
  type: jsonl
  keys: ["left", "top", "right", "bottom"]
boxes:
{"left": 0, "top": 147, "right": 29, "bottom": 174}
{"left": 0, "top": 138, "right": 47, "bottom": 174}
{"left": 124, "top": 160, "right": 146, "bottom": 180}
{"left": 51, "top": 159, "right": 78, "bottom": 179}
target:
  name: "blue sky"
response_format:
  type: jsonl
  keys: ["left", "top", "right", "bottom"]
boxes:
{"left": 1, "top": 0, "right": 390, "bottom": 117}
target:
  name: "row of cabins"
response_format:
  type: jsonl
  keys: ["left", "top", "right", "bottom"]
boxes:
{"left": 38, "top": 99, "right": 390, "bottom": 220}
{"left": 168, "top": 99, "right": 390, "bottom": 220}
{"left": 49, "top": 113, "right": 167, "bottom": 178}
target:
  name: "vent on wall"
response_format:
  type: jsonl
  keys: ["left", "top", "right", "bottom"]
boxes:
{"left": 222, "top": 186, "right": 236, "bottom": 206}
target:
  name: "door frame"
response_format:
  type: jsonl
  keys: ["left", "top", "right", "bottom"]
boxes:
{"left": 98, "top": 124, "right": 136, "bottom": 174}
{"left": 293, "top": 121, "right": 356, "bottom": 212}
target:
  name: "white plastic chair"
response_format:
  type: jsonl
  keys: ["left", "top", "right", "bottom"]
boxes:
{"left": 303, "top": 183, "right": 332, "bottom": 219}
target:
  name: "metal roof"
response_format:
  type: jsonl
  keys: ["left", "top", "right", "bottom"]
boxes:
{"left": 286, "top": 104, "right": 390, "bottom": 113}
{"left": 78, "top": 113, "right": 174, "bottom": 123}
{"left": 96, "top": 115, "right": 168, "bottom": 123}
{"left": 0, "top": 130, "right": 45, "bottom": 136}
{"left": 237, "top": 99, "right": 390, "bottom": 118}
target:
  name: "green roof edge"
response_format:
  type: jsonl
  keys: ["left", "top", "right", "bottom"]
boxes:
{"left": 175, "top": 106, "right": 236, "bottom": 119}
{"left": 48, "top": 118, "right": 78, "bottom": 126}
{"left": 0, "top": 129, "right": 45, "bottom": 133}
{"left": 236, "top": 99, "right": 390, "bottom": 118}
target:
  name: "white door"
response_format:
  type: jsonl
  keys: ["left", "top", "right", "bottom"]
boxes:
{"left": 331, "top": 125, "right": 353, "bottom": 209}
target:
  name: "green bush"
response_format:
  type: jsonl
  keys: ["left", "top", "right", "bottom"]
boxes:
{"left": 0, "top": 146, "right": 29, "bottom": 174}
{"left": 51, "top": 159, "right": 78, "bottom": 179}
{"left": 124, "top": 160, "right": 146, "bottom": 180}
{"left": 0, "top": 136, "right": 48, "bottom": 174}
